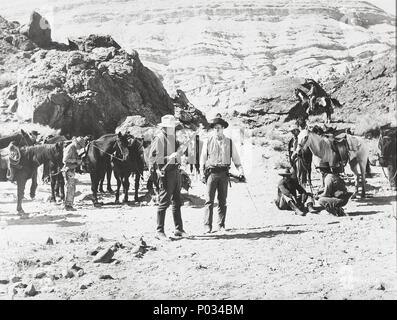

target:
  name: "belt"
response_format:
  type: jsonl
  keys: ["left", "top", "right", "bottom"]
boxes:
{"left": 208, "top": 166, "right": 229, "bottom": 173}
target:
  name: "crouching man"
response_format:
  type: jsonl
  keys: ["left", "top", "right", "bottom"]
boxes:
{"left": 315, "top": 162, "right": 353, "bottom": 216}
{"left": 275, "top": 168, "right": 316, "bottom": 216}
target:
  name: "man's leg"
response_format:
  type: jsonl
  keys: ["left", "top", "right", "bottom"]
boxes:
{"left": 318, "top": 197, "right": 345, "bottom": 215}
{"left": 217, "top": 172, "right": 229, "bottom": 229}
{"left": 64, "top": 169, "right": 76, "bottom": 209}
{"left": 281, "top": 194, "right": 305, "bottom": 215}
{"left": 387, "top": 163, "right": 397, "bottom": 190}
{"left": 156, "top": 173, "right": 172, "bottom": 235}
{"left": 171, "top": 169, "right": 184, "bottom": 234}
{"left": 204, "top": 173, "right": 217, "bottom": 232}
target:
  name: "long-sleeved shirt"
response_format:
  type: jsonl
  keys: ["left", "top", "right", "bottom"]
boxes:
{"left": 320, "top": 173, "right": 347, "bottom": 198}
{"left": 277, "top": 176, "right": 307, "bottom": 199}
{"left": 63, "top": 143, "right": 80, "bottom": 170}
{"left": 148, "top": 131, "right": 181, "bottom": 171}
{"left": 200, "top": 133, "right": 244, "bottom": 175}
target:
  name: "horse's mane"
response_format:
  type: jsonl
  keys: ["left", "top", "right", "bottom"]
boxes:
{"left": 22, "top": 144, "right": 60, "bottom": 163}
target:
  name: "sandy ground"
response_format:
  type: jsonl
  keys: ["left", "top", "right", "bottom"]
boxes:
{"left": 0, "top": 145, "right": 396, "bottom": 300}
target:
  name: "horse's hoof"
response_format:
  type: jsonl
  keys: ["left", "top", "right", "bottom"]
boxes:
{"left": 122, "top": 199, "right": 129, "bottom": 204}
{"left": 115, "top": 200, "right": 120, "bottom": 204}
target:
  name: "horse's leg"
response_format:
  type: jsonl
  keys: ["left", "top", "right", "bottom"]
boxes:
{"left": 359, "top": 159, "right": 366, "bottom": 199}
{"left": 59, "top": 173, "right": 65, "bottom": 201}
{"left": 50, "top": 174, "right": 56, "bottom": 202}
{"left": 98, "top": 174, "right": 105, "bottom": 193}
{"left": 349, "top": 159, "right": 359, "bottom": 198}
{"left": 91, "top": 172, "right": 99, "bottom": 204}
{"left": 16, "top": 177, "right": 27, "bottom": 214}
{"left": 107, "top": 164, "right": 113, "bottom": 193}
{"left": 30, "top": 169, "right": 38, "bottom": 199}
{"left": 134, "top": 172, "right": 140, "bottom": 202}
{"left": 114, "top": 171, "right": 121, "bottom": 204}
{"left": 123, "top": 174, "right": 130, "bottom": 203}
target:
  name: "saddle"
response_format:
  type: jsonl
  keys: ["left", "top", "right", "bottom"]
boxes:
{"left": 324, "top": 132, "right": 350, "bottom": 167}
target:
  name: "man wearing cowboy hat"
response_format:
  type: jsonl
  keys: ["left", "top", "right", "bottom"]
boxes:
{"left": 315, "top": 161, "right": 352, "bottom": 216}
{"left": 200, "top": 114, "right": 245, "bottom": 233}
{"left": 62, "top": 136, "right": 86, "bottom": 211}
{"left": 148, "top": 114, "right": 187, "bottom": 239}
{"left": 275, "top": 167, "right": 315, "bottom": 216}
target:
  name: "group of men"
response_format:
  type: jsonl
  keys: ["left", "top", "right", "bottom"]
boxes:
{"left": 277, "top": 119, "right": 353, "bottom": 217}
{"left": 147, "top": 114, "right": 245, "bottom": 239}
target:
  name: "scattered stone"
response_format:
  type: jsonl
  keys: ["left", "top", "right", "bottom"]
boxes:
{"left": 46, "top": 237, "right": 54, "bottom": 245}
{"left": 99, "top": 274, "right": 114, "bottom": 280}
{"left": 80, "top": 284, "right": 88, "bottom": 290}
{"left": 93, "top": 248, "right": 114, "bottom": 263}
{"left": 376, "top": 283, "right": 385, "bottom": 291}
{"left": 14, "top": 283, "right": 27, "bottom": 289}
{"left": 62, "top": 269, "right": 75, "bottom": 279}
{"left": 50, "top": 274, "right": 60, "bottom": 281}
{"left": 35, "top": 271, "right": 47, "bottom": 279}
{"left": 42, "top": 261, "right": 52, "bottom": 266}
{"left": 24, "top": 283, "right": 38, "bottom": 297}
{"left": 0, "top": 279, "right": 10, "bottom": 285}
{"left": 10, "top": 276, "right": 22, "bottom": 283}
{"left": 76, "top": 270, "right": 85, "bottom": 277}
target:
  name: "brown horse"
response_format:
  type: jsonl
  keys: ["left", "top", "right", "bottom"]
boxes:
{"left": 84, "top": 133, "right": 130, "bottom": 205}
{"left": 13, "top": 143, "right": 64, "bottom": 214}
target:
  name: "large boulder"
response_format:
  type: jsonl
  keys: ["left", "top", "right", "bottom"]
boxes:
{"left": 68, "top": 35, "right": 121, "bottom": 52}
{"left": 19, "top": 11, "right": 51, "bottom": 48}
{"left": 17, "top": 40, "right": 174, "bottom": 137}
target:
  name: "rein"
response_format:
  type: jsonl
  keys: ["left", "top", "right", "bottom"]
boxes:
{"left": 88, "top": 140, "right": 127, "bottom": 162}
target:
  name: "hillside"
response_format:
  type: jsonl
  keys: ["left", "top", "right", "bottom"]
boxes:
{"left": 2, "top": 0, "right": 394, "bottom": 116}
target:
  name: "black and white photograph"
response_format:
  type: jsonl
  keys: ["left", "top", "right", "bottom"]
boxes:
{"left": 0, "top": 0, "right": 396, "bottom": 303}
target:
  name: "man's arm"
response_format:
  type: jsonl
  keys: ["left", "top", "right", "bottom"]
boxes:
{"left": 231, "top": 140, "right": 244, "bottom": 176}
{"left": 148, "top": 137, "right": 161, "bottom": 168}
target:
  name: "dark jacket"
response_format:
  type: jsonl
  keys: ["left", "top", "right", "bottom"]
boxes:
{"left": 277, "top": 176, "right": 307, "bottom": 200}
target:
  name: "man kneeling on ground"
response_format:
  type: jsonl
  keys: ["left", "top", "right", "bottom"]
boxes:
{"left": 275, "top": 168, "right": 316, "bottom": 216}
{"left": 315, "top": 162, "right": 353, "bottom": 216}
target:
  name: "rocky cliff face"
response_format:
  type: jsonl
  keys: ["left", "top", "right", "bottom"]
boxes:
{"left": 3, "top": 0, "right": 393, "bottom": 116}
{"left": 0, "top": 13, "right": 210, "bottom": 137}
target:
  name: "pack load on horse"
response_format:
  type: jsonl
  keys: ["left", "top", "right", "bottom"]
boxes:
{"left": 293, "top": 127, "right": 370, "bottom": 198}
{"left": 378, "top": 124, "right": 397, "bottom": 190}
{"left": 10, "top": 142, "right": 64, "bottom": 214}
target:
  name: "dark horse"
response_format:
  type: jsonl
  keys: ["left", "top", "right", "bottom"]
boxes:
{"left": 295, "top": 88, "right": 335, "bottom": 123}
{"left": 42, "top": 135, "right": 68, "bottom": 202}
{"left": 0, "top": 130, "right": 36, "bottom": 191}
{"left": 112, "top": 136, "right": 145, "bottom": 203}
{"left": 84, "top": 133, "right": 130, "bottom": 205}
{"left": 13, "top": 143, "right": 64, "bottom": 213}
{"left": 378, "top": 126, "right": 397, "bottom": 190}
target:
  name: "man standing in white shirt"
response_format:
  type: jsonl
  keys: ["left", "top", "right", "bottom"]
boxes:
{"left": 200, "top": 114, "right": 245, "bottom": 233}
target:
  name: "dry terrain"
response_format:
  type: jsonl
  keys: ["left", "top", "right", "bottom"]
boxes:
{"left": 0, "top": 143, "right": 396, "bottom": 300}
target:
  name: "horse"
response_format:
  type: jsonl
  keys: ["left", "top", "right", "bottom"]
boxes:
{"left": 12, "top": 143, "right": 64, "bottom": 213}
{"left": 378, "top": 126, "right": 397, "bottom": 190}
{"left": 294, "top": 88, "right": 335, "bottom": 123}
{"left": 295, "top": 129, "right": 369, "bottom": 198}
{"left": 112, "top": 136, "right": 145, "bottom": 203}
{"left": 0, "top": 130, "right": 37, "bottom": 188}
{"left": 42, "top": 135, "right": 68, "bottom": 202}
{"left": 84, "top": 132, "right": 130, "bottom": 205}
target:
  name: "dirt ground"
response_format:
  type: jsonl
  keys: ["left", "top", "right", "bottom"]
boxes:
{"left": 0, "top": 145, "right": 396, "bottom": 300}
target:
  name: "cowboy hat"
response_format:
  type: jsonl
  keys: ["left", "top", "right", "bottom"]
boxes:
{"left": 158, "top": 115, "right": 183, "bottom": 129}
{"left": 290, "top": 126, "right": 300, "bottom": 134}
{"left": 278, "top": 168, "right": 293, "bottom": 176}
{"left": 209, "top": 115, "right": 229, "bottom": 129}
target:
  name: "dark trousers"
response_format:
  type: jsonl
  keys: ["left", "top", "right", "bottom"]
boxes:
{"left": 387, "top": 163, "right": 397, "bottom": 188}
{"left": 318, "top": 192, "right": 352, "bottom": 209}
{"left": 157, "top": 168, "right": 183, "bottom": 233}
{"left": 204, "top": 171, "right": 229, "bottom": 229}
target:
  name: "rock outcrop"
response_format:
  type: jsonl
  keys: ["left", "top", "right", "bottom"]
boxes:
{"left": 172, "top": 90, "right": 208, "bottom": 130}
{"left": 19, "top": 11, "right": 51, "bottom": 48}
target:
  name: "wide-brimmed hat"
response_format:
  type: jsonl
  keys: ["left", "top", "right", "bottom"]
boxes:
{"left": 278, "top": 168, "right": 293, "bottom": 176}
{"left": 158, "top": 115, "right": 182, "bottom": 129}
{"left": 290, "top": 126, "right": 300, "bottom": 134}
{"left": 316, "top": 161, "right": 330, "bottom": 169}
{"left": 209, "top": 114, "right": 229, "bottom": 128}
